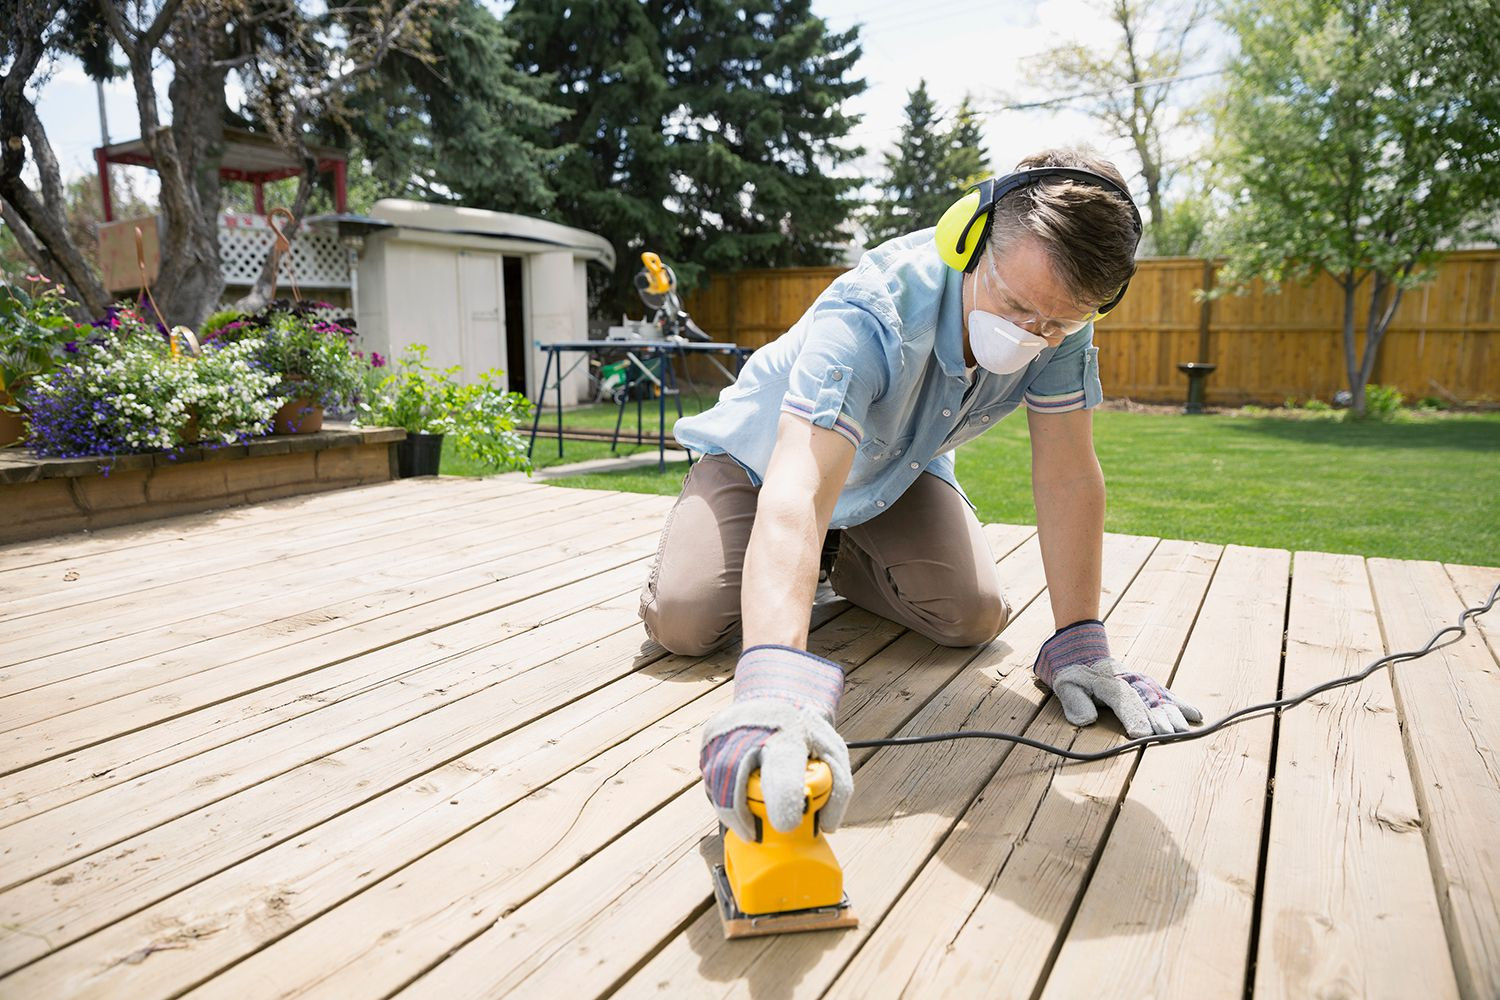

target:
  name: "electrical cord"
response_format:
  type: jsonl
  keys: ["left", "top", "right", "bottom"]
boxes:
{"left": 845, "top": 581, "right": 1500, "bottom": 762}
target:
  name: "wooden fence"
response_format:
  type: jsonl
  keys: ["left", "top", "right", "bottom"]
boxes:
{"left": 683, "top": 251, "right": 1500, "bottom": 406}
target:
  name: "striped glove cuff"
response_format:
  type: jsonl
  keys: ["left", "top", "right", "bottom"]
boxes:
{"left": 1033, "top": 619, "right": 1110, "bottom": 688}
{"left": 732, "top": 644, "right": 845, "bottom": 720}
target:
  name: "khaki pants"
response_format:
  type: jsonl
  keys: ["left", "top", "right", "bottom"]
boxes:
{"left": 638, "top": 453, "right": 1010, "bottom": 656}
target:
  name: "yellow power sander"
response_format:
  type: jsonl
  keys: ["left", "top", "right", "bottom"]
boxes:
{"left": 711, "top": 760, "right": 858, "bottom": 939}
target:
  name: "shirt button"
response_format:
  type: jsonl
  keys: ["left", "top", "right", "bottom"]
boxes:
{"left": 875, "top": 499, "right": 886, "bottom": 508}
{"left": 831, "top": 370, "right": 843, "bottom": 381}
{"left": 981, "top": 415, "right": 991, "bottom": 423}
{"left": 909, "top": 461, "right": 919, "bottom": 470}
{"left": 942, "top": 409, "right": 952, "bottom": 417}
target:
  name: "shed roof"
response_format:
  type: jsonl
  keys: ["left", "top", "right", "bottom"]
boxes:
{"left": 369, "top": 199, "right": 616, "bottom": 270}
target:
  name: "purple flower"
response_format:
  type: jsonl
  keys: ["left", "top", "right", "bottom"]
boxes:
{"left": 63, "top": 341, "right": 78, "bottom": 354}
{"left": 371, "top": 351, "right": 387, "bottom": 368}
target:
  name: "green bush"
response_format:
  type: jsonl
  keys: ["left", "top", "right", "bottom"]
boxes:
{"left": 1360, "top": 384, "right": 1405, "bottom": 420}
{"left": 358, "top": 344, "right": 533, "bottom": 471}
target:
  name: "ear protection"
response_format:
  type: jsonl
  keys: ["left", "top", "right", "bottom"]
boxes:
{"left": 935, "top": 167, "right": 1144, "bottom": 318}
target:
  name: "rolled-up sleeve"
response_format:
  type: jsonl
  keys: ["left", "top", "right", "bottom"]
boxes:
{"left": 780, "top": 296, "right": 892, "bottom": 448}
{"left": 1023, "top": 323, "right": 1103, "bottom": 414}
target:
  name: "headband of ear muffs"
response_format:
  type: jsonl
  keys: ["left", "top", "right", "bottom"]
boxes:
{"left": 935, "top": 167, "right": 1144, "bottom": 319}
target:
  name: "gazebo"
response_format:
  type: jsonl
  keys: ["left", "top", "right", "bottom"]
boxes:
{"left": 93, "top": 126, "right": 348, "bottom": 221}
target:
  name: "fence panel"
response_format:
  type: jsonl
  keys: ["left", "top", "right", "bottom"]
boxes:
{"left": 682, "top": 252, "right": 1500, "bottom": 405}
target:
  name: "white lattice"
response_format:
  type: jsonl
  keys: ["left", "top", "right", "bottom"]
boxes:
{"left": 218, "top": 214, "right": 351, "bottom": 288}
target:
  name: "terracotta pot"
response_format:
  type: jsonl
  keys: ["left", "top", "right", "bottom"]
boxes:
{"left": 273, "top": 397, "right": 325, "bottom": 435}
{"left": 0, "top": 391, "right": 24, "bottom": 447}
{"left": 178, "top": 410, "right": 201, "bottom": 445}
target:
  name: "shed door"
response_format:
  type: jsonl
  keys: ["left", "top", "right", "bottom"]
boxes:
{"left": 457, "top": 251, "right": 505, "bottom": 379}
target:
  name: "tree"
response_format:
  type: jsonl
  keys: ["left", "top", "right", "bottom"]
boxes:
{"left": 865, "top": 81, "right": 950, "bottom": 245}
{"left": 940, "top": 96, "right": 989, "bottom": 191}
{"left": 506, "top": 0, "right": 679, "bottom": 310}
{"left": 661, "top": 0, "right": 866, "bottom": 277}
{"left": 1024, "top": 0, "right": 1213, "bottom": 254}
{"left": 336, "top": 0, "right": 565, "bottom": 215}
{"left": 508, "top": 0, "right": 866, "bottom": 311}
{"left": 0, "top": 0, "right": 440, "bottom": 327}
{"left": 1213, "top": 0, "right": 1500, "bottom": 416}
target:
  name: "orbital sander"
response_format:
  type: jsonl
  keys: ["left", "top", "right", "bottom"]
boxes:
{"left": 711, "top": 760, "right": 858, "bottom": 939}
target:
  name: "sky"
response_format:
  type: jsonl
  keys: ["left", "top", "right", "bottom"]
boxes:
{"left": 25, "top": 0, "right": 1222, "bottom": 214}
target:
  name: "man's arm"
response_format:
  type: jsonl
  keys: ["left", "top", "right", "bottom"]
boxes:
{"left": 1027, "top": 406, "right": 1104, "bottom": 629}
{"left": 741, "top": 413, "right": 857, "bottom": 647}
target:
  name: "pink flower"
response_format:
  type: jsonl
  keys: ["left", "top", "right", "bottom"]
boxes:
{"left": 371, "top": 351, "right": 387, "bottom": 368}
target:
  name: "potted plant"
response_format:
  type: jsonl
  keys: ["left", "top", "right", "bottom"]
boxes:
{"left": 0, "top": 278, "right": 81, "bottom": 446}
{"left": 25, "top": 308, "right": 279, "bottom": 459}
{"left": 357, "top": 344, "right": 533, "bottom": 477}
{"left": 223, "top": 304, "right": 369, "bottom": 434}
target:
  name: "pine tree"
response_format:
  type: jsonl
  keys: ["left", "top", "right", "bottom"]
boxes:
{"left": 941, "top": 96, "right": 989, "bottom": 191}
{"left": 866, "top": 81, "right": 961, "bottom": 246}
{"left": 338, "top": 0, "right": 565, "bottom": 215}
{"left": 659, "top": 0, "right": 867, "bottom": 278}
{"left": 505, "top": 0, "right": 680, "bottom": 309}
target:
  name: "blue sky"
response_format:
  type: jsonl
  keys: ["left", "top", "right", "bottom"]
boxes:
{"left": 28, "top": 0, "right": 1220, "bottom": 208}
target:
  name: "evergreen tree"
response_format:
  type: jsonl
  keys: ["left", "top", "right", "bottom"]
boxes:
{"left": 338, "top": 0, "right": 566, "bottom": 215}
{"left": 506, "top": 0, "right": 680, "bottom": 309}
{"left": 659, "top": 0, "right": 867, "bottom": 277}
{"left": 866, "top": 81, "right": 950, "bottom": 246}
{"left": 941, "top": 96, "right": 989, "bottom": 191}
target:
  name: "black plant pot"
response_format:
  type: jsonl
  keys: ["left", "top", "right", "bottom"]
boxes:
{"left": 396, "top": 432, "right": 444, "bottom": 477}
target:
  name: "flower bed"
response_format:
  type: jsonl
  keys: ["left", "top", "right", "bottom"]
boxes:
{"left": 0, "top": 279, "right": 534, "bottom": 538}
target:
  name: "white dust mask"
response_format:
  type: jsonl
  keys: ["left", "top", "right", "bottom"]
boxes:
{"left": 967, "top": 310, "right": 1049, "bottom": 375}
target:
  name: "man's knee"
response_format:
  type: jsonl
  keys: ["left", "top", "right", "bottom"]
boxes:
{"left": 639, "top": 584, "right": 738, "bottom": 657}
{"left": 929, "top": 588, "right": 1011, "bottom": 647}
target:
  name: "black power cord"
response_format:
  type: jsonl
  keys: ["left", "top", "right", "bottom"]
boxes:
{"left": 845, "top": 582, "right": 1500, "bottom": 762}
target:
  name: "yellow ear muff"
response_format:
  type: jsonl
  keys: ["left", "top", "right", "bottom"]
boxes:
{"left": 935, "top": 189, "right": 987, "bottom": 272}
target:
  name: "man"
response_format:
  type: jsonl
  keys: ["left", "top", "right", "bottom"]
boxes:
{"left": 639, "top": 148, "right": 1201, "bottom": 844}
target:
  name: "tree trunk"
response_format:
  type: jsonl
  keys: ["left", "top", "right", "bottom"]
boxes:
{"left": 1340, "top": 273, "right": 1362, "bottom": 416}
{"left": 156, "top": 4, "right": 231, "bottom": 329}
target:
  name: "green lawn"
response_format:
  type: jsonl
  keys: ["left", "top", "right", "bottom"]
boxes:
{"left": 444, "top": 401, "right": 1500, "bottom": 566}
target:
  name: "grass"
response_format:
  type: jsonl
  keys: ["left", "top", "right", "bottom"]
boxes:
{"left": 442, "top": 399, "right": 1500, "bottom": 566}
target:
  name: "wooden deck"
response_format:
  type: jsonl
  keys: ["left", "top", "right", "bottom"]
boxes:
{"left": 1, "top": 475, "right": 1497, "bottom": 999}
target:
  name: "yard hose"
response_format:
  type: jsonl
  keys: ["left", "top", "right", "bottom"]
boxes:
{"left": 845, "top": 581, "right": 1500, "bottom": 762}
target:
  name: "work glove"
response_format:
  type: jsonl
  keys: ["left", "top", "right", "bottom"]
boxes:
{"left": 1034, "top": 619, "right": 1203, "bottom": 739}
{"left": 699, "top": 644, "right": 852, "bottom": 843}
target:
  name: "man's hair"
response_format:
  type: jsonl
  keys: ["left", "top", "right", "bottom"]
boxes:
{"left": 984, "top": 148, "right": 1140, "bottom": 310}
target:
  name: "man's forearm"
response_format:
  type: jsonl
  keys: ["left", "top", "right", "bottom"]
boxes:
{"left": 1033, "top": 461, "right": 1105, "bottom": 629}
{"left": 740, "top": 485, "right": 824, "bottom": 648}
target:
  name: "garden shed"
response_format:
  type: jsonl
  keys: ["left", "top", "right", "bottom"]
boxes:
{"left": 351, "top": 201, "right": 615, "bottom": 404}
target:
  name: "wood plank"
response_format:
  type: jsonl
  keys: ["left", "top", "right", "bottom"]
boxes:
{"left": 0, "top": 489, "right": 654, "bottom": 706}
{"left": 23, "top": 604, "right": 880, "bottom": 1000}
{"left": 1038, "top": 545, "right": 1287, "bottom": 1000}
{"left": 0, "top": 560, "right": 673, "bottom": 972}
{"left": 0, "top": 478, "right": 538, "bottom": 611}
{"left": 0, "top": 475, "right": 479, "bottom": 573}
{"left": 0, "top": 544, "right": 657, "bottom": 827}
{"left": 0, "top": 483, "right": 618, "bottom": 663}
{"left": 1251, "top": 551, "right": 1458, "bottom": 999}
{"left": 1369, "top": 558, "right": 1500, "bottom": 1000}
{"left": 1445, "top": 564, "right": 1500, "bottom": 663}
{"left": 0, "top": 497, "right": 668, "bottom": 775}
{"left": 815, "top": 538, "right": 1214, "bottom": 1000}
{"left": 169, "top": 536, "right": 1043, "bottom": 1000}
{"left": 394, "top": 534, "right": 1169, "bottom": 1000}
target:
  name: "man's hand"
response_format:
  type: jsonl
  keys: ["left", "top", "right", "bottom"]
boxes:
{"left": 1034, "top": 619, "right": 1202, "bottom": 738}
{"left": 700, "top": 645, "right": 852, "bottom": 842}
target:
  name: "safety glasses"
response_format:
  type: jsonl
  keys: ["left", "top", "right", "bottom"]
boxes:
{"left": 976, "top": 253, "right": 1097, "bottom": 339}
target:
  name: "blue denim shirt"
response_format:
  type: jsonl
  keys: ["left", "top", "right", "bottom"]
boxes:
{"left": 673, "top": 229, "right": 1104, "bottom": 529}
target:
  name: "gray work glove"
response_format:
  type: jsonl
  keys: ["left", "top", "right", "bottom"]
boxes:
{"left": 1034, "top": 619, "right": 1203, "bottom": 738}
{"left": 699, "top": 645, "right": 852, "bottom": 843}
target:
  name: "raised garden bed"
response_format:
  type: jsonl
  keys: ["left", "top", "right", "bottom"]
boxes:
{"left": 0, "top": 423, "right": 405, "bottom": 544}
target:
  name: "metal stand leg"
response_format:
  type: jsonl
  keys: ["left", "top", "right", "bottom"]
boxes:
{"left": 555, "top": 349, "right": 564, "bottom": 458}
{"left": 527, "top": 348, "right": 554, "bottom": 460}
